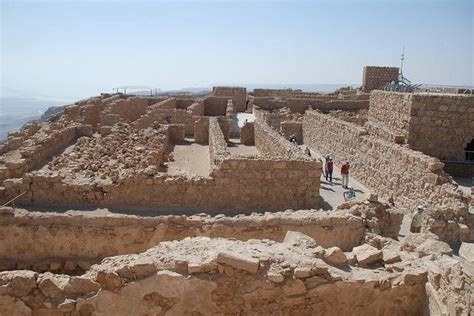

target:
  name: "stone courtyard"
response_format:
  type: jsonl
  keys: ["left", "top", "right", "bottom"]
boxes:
{"left": 0, "top": 69, "right": 473, "bottom": 315}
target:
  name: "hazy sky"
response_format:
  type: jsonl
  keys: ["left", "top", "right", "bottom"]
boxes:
{"left": 1, "top": 0, "right": 473, "bottom": 98}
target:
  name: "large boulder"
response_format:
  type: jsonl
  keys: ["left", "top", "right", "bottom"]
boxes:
{"left": 416, "top": 239, "right": 453, "bottom": 257}
{"left": 323, "top": 247, "right": 348, "bottom": 266}
{"left": 352, "top": 244, "right": 383, "bottom": 268}
{"left": 283, "top": 231, "right": 317, "bottom": 248}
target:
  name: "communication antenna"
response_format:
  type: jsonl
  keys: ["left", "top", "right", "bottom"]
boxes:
{"left": 399, "top": 47, "right": 405, "bottom": 80}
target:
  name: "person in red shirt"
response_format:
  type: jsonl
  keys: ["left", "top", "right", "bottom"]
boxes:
{"left": 341, "top": 161, "right": 350, "bottom": 189}
{"left": 325, "top": 158, "right": 333, "bottom": 183}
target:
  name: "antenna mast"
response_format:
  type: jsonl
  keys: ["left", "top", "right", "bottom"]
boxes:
{"left": 399, "top": 47, "right": 405, "bottom": 80}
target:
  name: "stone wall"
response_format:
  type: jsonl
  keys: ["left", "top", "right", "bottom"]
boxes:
{"left": 188, "top": 101, "right": 204, "bottom": 116}
{"left": 254, "top": 119, "right": 307, "bottom": 160}
{"left": 194, "top": 117, "right": 210, "bottom": 144}
{"left": 280, "top": 121, "right": 303, "bottom": 145}
{"left": 0, "top": 208, "right": 366, "bottom": 262}
{"left": 303, "top": 111, "right": 472, "bottom": 244}
{"left": 134, "top": 98, "right": 178, "bottom": 129}
{"left": 211, "top": 86, "right": 247, "bottom": 112}
{"left": 204, "top": 96, "right": 229, "bottom": 116}
{"left": 407, "top": 93, "right": 474, "bottom": 161}
{"left": 0, "top": 235, "right": 432, "bottom": 315}
{"left": 366, "top": 91, "right": 413, "bottom": 143}
{"left": 252, "top": 97, "right": 368, "bottom": 114}
{"left": 100, "top": 96, "right": 155, "bottom": 127}
{"left": 361, "top": 66, "right": 399, "bottom": 92}
{"left": 367, "top": 91, "right": 474, "bottom": 160}
{"left": 240, "top": 122, "right": 255, "bottom": 145}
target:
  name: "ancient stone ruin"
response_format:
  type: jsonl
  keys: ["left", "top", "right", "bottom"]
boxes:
{"left": 0, "top": 68, "right": 473, "bottom": 315}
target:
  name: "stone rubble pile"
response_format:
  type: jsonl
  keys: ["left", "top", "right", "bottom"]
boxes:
{"left": 0, "top": 232, "right": 471, "bottom": 314}
{"left": 43, "top": 123, "right": 168, "bottom": 183}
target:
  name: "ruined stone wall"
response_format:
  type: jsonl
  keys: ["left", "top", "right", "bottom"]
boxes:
{"left": 407, "top": 93, "right": 474, "bottom": 161}
{"left": 240, "top": 122, "right": 255, "bottom": 145}
{"left": 366, "top": 91, "right": 413, "bottom": 143}
{"left": 252, "top": 97, "right": 368, "bottom": 114}
{"left": 303, "top": 111, "right": 472, "bottom": 243}
{"left": 280, "top": 121, "right": 303, "bottom": 145}
{"left": 0, "top": 235, "right": 433, "bottom": 315}
{"left": 367, "top": 91, "right": 474, "bottom": 160}
{"left": 194, "top": 117, "right": 210, "bottom": 144}
{"left": 187, "top": 101, "right": 204, "bottom": 116}
{"left": 1, "top": 125, "right": 82, "bottom": 181}
{"left": 204, "top": 96, "right": 229, "bottom": 116}
{"left": 361, "top": 66, "right": 399, "bottom": 92}
{"left": 208, "top": 118, "right": 228, "bottom": 171}
{"left": 134, "top": 98, "right": 177, "bottom": 129}
{"left": 0, "top": 208, "right": 365, "bottom": 262}
{"left": 254, "top": 119, "right": 307, "bottom": 160}
{"left": 211, "top": 86, "right": 247, "bottom": 112}
{"left": 176, "top": 99, "right": 195, "bottom": 110}
{"left": 100, "top": 96, "right": 153, "bottom": 126}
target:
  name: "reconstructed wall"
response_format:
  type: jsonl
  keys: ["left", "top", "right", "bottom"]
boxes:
{"left": 303, "top": 111, "right": 473, "bottom": 244}
{"left": 211, "top": 86, "right": 247, "bottom": 112}
{"left": 368, "top": 91, "right": 474, "bottom": 160}
{"left": 366, "top": 91, "right": 412, "bottom": 143}
{"left": 407, "top": 93, "right": 474, "bottom": 161}
{"left": 361, "top": 66, "right": 399, "bottom": 92}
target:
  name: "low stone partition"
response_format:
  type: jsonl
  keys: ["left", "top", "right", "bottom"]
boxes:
{"left": 0, "top": 208, "right": 366, "bottom": 262}
{"left": 303, "top": 110, "right": 473, "bottom": 243}
{"left": 134, "top": 98, "right": 178, "bottom": 129}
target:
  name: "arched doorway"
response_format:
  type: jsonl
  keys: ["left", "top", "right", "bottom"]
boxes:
{"left": 465, "top": 139, "right": 474, "bottom": 161}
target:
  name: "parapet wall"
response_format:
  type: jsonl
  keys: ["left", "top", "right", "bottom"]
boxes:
{"left": 303, "top": 110, "right": 472, "bottom": 243}
{"left": 362, "top": 66, "right": 399, "bottom": 92}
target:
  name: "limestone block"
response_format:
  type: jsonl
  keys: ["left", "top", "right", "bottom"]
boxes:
{"left": 283, "top": 231, "right": 317, "bottom": 248}
{"left": 0, "top": 207, "right": 14, "bottom": 217}
{"left": 382, "top": 249, "right": 401, "bottom": 264}
{"left": 266, "top": 272, "right": 284, "bottom": 283}
{"left": 0, "top": 270, "right": 37, "bottom": 297}
{"left": 323, "top": 247, "right": 348, "bottom": 266}
{"left": 95, "top": 270, "right": 123, "bottom": 290}
{"left": 459, "top": 242, "right": 474, "bottom": 263}
{"left": 130, "top": 258, "right": 157, "bottom": 278}
{"left": 352, "top": 244, "right": 383, "bottom": 267}
{"left": 416, "top": 239, "right": 453, "bottom": 257}
{"left": 217, "top": 251, "right": 259, "bottom": 274}
{"left": 294, "top": 267, "right": 311, "bottom": 278}
{"left": 37, "top": 273, "right": 69, "bottom": 299}
{"left": 403, "top": 268, "right": 428, "bottom": 285}
{"left": 64, "top": 277, "right": 100, "bottom": 296}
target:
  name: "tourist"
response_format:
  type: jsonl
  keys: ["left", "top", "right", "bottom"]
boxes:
{"left": 410, "top": 204, "right": 426, "bottom": 233}
{"left": 325, "top": 157, "right": 333, "bottom": 183}
{"left": 341, "top": 161, "right": 350, "bottom": 189}
{"left": 289, "top": 135, "right": 297, "bottom": 144}
{"left": 343, "top": 186, "right": 356, "bottom": 201}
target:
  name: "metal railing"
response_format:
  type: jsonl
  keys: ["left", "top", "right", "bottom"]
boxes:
{"left": 1, "top": 191, "right": 27, "bottom": 209}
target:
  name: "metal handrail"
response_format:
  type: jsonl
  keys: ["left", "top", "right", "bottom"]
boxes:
{"left": 1, "top": 191, "right": 27, "bottom": 209}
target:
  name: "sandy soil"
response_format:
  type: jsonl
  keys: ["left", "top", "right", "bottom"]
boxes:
{"left": 166, "top": 139, "right": 210, "bottom": 177}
